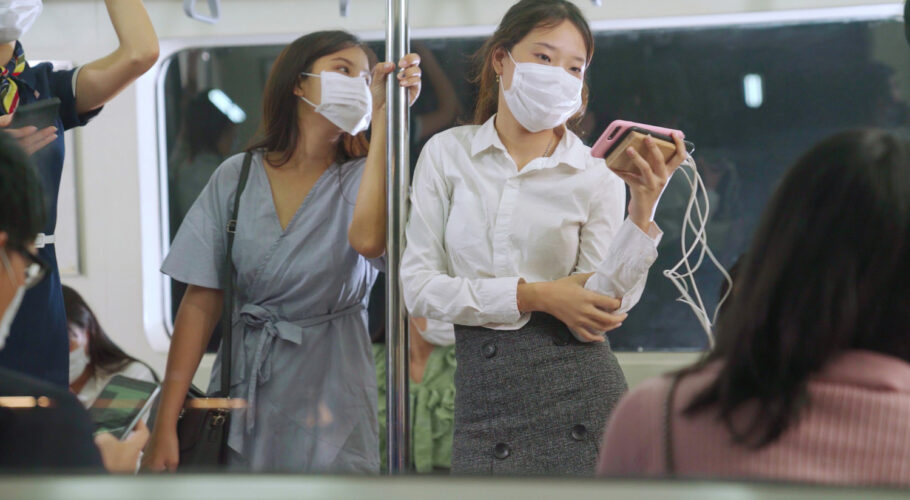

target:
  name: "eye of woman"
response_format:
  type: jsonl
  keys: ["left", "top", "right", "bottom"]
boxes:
{"left": 535, "top": 53, "right": 552, "bottom": 63}
{"left": 336, "top": 65, "right": 351, "bottom": 74}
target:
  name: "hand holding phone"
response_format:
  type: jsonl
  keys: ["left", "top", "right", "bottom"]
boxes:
{"left": 591, "top": 120, "right": 691, "bottom": 174}
{"left": 0, "top": 98, "right": 60, "bottom": 155}
{"left": 591, "top": 120, "right": 691, "bottom": 230}
{"left": 94, "top": 420, "right": 150, "bottom": 474}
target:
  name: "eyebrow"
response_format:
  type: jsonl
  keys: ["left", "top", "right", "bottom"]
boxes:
{"left": 331, "top": 57, "right": 356, "bottom": 66}
{"left": 532, "top": 42, "right": 587, "bottom": 65}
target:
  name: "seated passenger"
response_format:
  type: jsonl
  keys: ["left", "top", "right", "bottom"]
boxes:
{"left": 0, "top": 133, "right": 146, "bottom": 473}
{"left": 598, "top": 129, "right": 910, "bottom": 487}
{"left": 64, "top": 285, "right": 158, "bottom": 407}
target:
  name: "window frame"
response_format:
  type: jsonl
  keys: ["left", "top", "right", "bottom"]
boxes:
{"left": 138, "top": 3, "right": 904, "bottom": 352}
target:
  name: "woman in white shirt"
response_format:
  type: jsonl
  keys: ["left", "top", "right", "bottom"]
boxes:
{"left": 400, "top": 0, "right": 686, "bottom": 475}
{"left": 64, "top": 285, "right": 158, "bottom": 408}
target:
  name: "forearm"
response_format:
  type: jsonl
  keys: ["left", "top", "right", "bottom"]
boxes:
{"left": 584, "top": 219, "right": 661, "bottom": 313}
{"left": 155, "top": 286, "right": 223, "bottom": 430}
{"left": 105, "top": 0, "right": 158, "bottom": 58}
{"left": 403, "top": 269, "right": 521, "bottom": 326}
{"left": 348, "top": 118, "right": 387, "bottom": 258}
{"left": 76, "top": 0, "right": 159, "bottom": 113}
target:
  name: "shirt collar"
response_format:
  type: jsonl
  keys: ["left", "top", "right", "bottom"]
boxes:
{"left": 815, "top": 350, "right": 910, "bottom": 393}
{"left": 470, "top": 114, "right": 589, "bottom": 171}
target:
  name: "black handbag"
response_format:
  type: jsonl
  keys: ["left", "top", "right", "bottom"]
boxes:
{"left": 175, "top": 152, "right": 253, "bottom": 470}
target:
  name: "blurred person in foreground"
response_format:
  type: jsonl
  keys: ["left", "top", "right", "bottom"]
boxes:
{"left": 0, "top": 132, "right": 146, "bottom": 473}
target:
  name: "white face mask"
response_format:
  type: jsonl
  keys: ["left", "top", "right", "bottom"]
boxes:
{"left": 501, "top": 51, "right": 583, "bottom": 133}
{"left": 300, "top": 71, "right": 372, "bottom": 136}
{"left": 0, "top": 0, "right": 42, "bottom": 45}
{"left": 69, "top": 345, "right": 89, "bottom": 383}
{"left": 0, "top": 249, "right": 24, "bottom": 350}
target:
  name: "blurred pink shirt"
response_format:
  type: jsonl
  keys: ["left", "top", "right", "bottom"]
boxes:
{"left": 598, "top": 350, "right": 910, "bottom": 487}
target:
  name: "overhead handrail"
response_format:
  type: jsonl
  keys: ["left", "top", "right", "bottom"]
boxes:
{"left": 183, "top": 0, "right": 221, "bottom": 24}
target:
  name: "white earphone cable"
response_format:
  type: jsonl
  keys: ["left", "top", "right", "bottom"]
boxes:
{"left": 661, "top": 154, "right": 732, "bottom": 348}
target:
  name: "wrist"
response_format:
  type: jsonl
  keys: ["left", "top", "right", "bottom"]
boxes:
{"left": 628, "top": 198, "right": 656, "bottom": 232}
{"left": 517, "top": 280, "right": 543, "bottom": 313}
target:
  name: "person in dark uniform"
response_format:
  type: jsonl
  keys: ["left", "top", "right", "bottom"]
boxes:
{"left": 401, "top": 0, "right": 685, "bottom": 475}
{"left": 0, "top": 132, "right": 147, "bottom": 473}
{"left": 0, "top": 0, "right": 159, "bottom": 387}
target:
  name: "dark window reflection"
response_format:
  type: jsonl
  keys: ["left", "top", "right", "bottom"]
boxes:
{"left": 161, "top": 19, "right": 910, "bottom": 353}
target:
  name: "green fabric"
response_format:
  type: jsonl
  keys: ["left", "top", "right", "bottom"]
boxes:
{"left": 374, "top": 343, "right": 456, "bottom": 473}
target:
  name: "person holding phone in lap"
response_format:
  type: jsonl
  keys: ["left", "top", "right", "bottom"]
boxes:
{"left": 0, "top": 0, "right": 159, "bottom": 388}
{"left": 400, "top": 0, "right": 686, "bottom": 475}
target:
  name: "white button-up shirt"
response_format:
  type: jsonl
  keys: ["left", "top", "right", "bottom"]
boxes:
{"left": 401, "top": 115, "right": 662, "bottom": 331}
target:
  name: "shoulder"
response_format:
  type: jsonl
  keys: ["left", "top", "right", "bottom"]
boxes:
{"left": 338, "top": 156, "right": 367, "bottom": 181}
{"left": 566, "top": 134, "right": 623, "bottom": 187}
{"left": 205, "top": 151, "right": 260, "bottom": 196}
{"left": 423, "top": 125, "right": 481, "bottom": 154}
{"left": 119, "top": 362, "right": 158, "bottom": 383}
{"left": 614, "top": 375, "right": 674, "bottom": 423}
{"left": 22, "top": 61, "right": 54, "bottom": 81}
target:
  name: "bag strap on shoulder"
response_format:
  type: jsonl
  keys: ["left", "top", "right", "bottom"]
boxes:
{"left": 219, "top": 151, "right": 253, "bottom": 398}
{"left": 663, "top": 373, "right": 682, "bottom": 476}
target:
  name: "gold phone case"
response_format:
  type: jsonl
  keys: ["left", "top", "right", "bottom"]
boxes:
{"left": 605, "top": 131, "right": 678, "bottom": 174}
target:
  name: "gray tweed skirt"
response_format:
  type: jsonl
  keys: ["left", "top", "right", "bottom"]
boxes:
{"left": 451, "top": 313, "right": 628, "bottom": 476}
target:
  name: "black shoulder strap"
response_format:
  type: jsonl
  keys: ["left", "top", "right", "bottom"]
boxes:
{"left": 663, "top": 373, "right": 682, "bottom": 476}
{"left": 219, "top": 151, "right": 253, "bottom": 398}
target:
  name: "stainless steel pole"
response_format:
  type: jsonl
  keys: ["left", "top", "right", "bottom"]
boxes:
{"left": 385, "top": 0, "right": 411, "bottom": 475}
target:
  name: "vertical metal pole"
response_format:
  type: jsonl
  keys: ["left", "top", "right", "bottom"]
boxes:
{"left": 385, "top": 0, "right": 411, "bottom": 475}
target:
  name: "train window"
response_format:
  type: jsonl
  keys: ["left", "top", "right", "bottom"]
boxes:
{"left": 158, "top": 15, "right": 909, "bottom": 352}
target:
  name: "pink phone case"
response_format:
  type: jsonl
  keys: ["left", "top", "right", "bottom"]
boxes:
{"left": 590, "top": 120, "right": 685, "bottom": 159}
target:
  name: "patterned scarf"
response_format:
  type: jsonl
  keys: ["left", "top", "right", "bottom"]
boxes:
{"left": 0, "top": 42, "right": 26, "bottom": 115}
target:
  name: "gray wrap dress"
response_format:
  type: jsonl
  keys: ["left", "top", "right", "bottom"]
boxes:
{"left": 162, "top": 151, "right": 381, "bottom": 473}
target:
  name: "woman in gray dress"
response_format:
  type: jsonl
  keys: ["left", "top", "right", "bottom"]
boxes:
{"left": 400, "top": 0, "right": 687, "bottom": 475}
{"left": 143, "top": 31, "right": 422, "bottom": 473}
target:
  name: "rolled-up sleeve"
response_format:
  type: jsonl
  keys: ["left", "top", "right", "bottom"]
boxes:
{"left": 578, "top": 174, "right": 662, "bottom": 313}
{"left": 46, "top": 65, "right": 102, "bottom": 131}
{"left": 401, "top": 137, "right": 521, "bottom": 327}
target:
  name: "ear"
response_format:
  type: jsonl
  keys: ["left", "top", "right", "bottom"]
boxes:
{"left": 293, "top": 75, "right": 309, "bottom": 98}
{"left": 491, "top": 46, "right": 507, "bottom": 77}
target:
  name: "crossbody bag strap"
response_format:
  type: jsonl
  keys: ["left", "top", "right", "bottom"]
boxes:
{"left": 663, "top": 373, "right": 682, "bottom": 476}
{"left": 219, "top": 151, "right": 253, "bottom": 398}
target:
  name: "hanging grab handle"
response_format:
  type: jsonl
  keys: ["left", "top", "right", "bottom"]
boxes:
{"left": 183, "top": 0, "right": 221, "bottom": 24}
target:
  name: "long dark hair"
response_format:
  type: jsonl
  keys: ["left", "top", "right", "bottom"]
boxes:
{"left": 683, "top": 129, "right": 910, "bottom": 448}
{"left": 63, "top": 285, "right": 150, "bottom": 378}
{"left": 246, "top": 30, "right": 377, "bottom": 166}
{"left": 471, "top": 0, "right": 594, "bottom": 130}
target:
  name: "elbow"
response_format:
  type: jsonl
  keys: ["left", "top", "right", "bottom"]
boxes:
{"left": 129, "top": 44, "right": 160, "bottom": 74}
{"left": 349, "top": 232, "right": 385, "bottom": 260}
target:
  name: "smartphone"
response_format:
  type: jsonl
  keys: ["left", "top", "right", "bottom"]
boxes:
{"left": 9, "top": 98, "right": 61, "bottom": 130}
{"left": 88, "top": 375, "right": 161, "bottom": 441}
{"left": 591, "top": 120, "right": 689, "bottom": 173}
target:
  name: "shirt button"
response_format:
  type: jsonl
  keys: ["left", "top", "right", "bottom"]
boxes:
{"left": 494, "top": 443, "right": 511, "bottom": 459}
{"left": 571, "top": 424, "right": 588, "bottom": 441}
{"left": 482, "top": 342, "right": 497, "bottom": 358}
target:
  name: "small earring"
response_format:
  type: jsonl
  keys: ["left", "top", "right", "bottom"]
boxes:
{"left": 495, "top": 74, "right": 500, "bottom": 84}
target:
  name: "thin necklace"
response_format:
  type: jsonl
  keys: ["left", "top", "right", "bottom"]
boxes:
{"left": 543, "top": 133, "right": 556, "bottom": 158}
